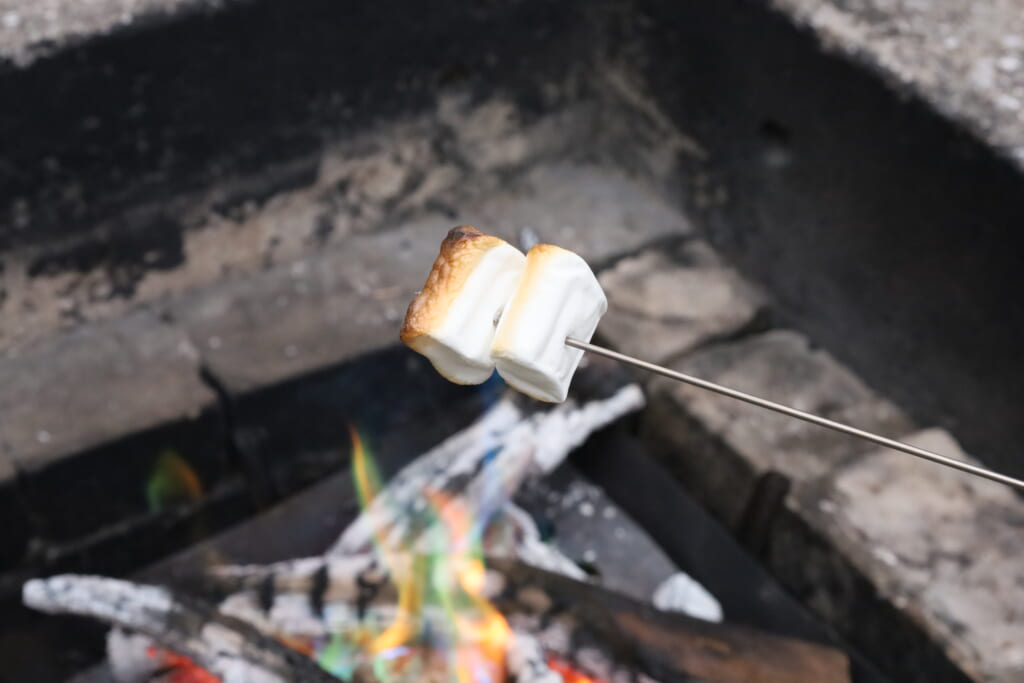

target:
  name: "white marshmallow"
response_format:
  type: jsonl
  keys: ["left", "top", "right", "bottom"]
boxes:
{"left": 492, "top": 244, "right": 607, "bottom": 402}
{"left": 401, "top": 226, "right": 526, "bottom": 384}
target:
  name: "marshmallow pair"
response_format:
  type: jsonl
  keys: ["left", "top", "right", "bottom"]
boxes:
{"left": 400, "top": 226, "right": 607, "bottom": 402}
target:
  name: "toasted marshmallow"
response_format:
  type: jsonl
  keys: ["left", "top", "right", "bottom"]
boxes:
{"left": 492, "top": 244, "right": 607, "bottom": 402}
{"left": 401, "top": 226, "right": 526, "bottom": 384}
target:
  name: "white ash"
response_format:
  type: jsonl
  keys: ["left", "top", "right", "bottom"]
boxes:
{"left": 24, "top": 575, "right": 173, "bottom": 629}
{"left": 652, "top": 572, "right": 723, "bottom": 623}
{"left": 333, "top": 384, "right": 643, "bottom": 559}
{"left": 506, "top": 631, "right": 563, "bottom": 683}
{"left": 23, "top": 576, "right": 298, "bottom": 683}
{"left": 106, "top": 629, "right": 163, "bottom": 683}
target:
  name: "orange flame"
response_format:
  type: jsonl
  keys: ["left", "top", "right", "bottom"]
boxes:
{"left": 146, "top": 647, "right": 220, "bottom": 683}
{"left": 347, "top": 427, "right": 512, "bottom": 682}
{"left": 547, "top": 657, "right": 609, "bottom": 683}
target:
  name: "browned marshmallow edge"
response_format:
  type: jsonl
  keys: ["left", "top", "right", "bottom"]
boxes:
{"left": 401, "top": 225, "right": 504, "bottom": 347}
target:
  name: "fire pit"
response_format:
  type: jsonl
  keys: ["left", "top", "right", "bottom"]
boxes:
{"left": 3, "top": 1, "right": 1024, "bottom": 681}
{"left": 23, "top": 355, "right": 859, "bottom": 683}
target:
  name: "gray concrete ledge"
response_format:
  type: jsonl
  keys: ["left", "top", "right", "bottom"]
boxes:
{"left": 774, "top": 0, "right": 1024, "bottom": 167}
{"left": 613, "top": 242, "right": 1024, "bottom": 681}
{"left": 0, "top": 307, "right": 215, "bottom": 479}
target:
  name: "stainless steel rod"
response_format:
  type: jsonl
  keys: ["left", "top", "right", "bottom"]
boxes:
{"left": 566, "top": 337, "right": 1024, "bottom": 492}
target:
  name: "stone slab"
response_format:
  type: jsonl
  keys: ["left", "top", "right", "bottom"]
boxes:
{"left": 168, "top": 161, "right": 694, "bottom": 396}
{"left": 808, "top": 429, "right": 1024, "bottom": 682}
{"left": 0, "top": 307, "right": 216, "bottom": 478}
{"left": 774, "top": 0, "right": 1024, "bottom": 167}
{"left": 470, "top": 162, "right": 693, "bottom": 266}
{"left": 644, "top": 329, "right": 911, "bottom": 526}
{"left": 598, "top": 240, "right": 763, "bottom": 365}
{"left": 167, "top": 214, "right": 449, "bottom": 395}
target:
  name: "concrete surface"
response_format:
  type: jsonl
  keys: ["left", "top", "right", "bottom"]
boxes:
{"left": 0, "top": 307, "right": 215, "bottom": 477}
{"left": 0, "top": 0, "right": 225, "bottom": 66}
{"left": 168, "top": 162, "right": 687, "bottom": 394}
{"left": 598, "top": 240, "right": 764, "bottom": 364}
{"left": 633, "top": 310, "right": 1022, "bottom": 680}
{"left": 595, "top": 239, "right": 1020, "bottom": 681}
{"left": 775, "top": 0, "right": 1024, "bottom": 166}
{"left": 816, "top": 429, "right": 1024, "bottom": 682}
{"left": 0, "top": 152, "right": 687, "bottom": 472}
{"left": 643, "top": 330, "right": 912, "bottom": 526}
{"left": 0, "top": 86, "right": 684, "bottom": 356}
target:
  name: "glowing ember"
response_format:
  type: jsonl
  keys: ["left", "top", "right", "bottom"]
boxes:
{"left": 546, "top": 658, "right": 608, "bottom": 683}
{"left": 145, "top": 646, "right": 220, "bottom": 683}
{"left": 336, "top": 428, "right": 512, "bottom": 682}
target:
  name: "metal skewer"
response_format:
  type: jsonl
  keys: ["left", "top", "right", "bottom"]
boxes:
{"left": 566, "top": 337, "right": 1024, "bottom": 492}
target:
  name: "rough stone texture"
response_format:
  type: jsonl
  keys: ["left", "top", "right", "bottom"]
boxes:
{"left": 0, "top": 0, "right": 222, "bottom": 66}
{"left": 643, "top": 330, "right": 912, "bottom": 527}
{"left": 597, "top": 240, "right": 763, "bottom": 365}
{"left": 0, "top": 74, "right": 692, "bottom": 487}
{"left": 0, "top": 307, "right": 215, "bottom": 477}
{"left": 798, "top": 429, "right": 1024, "bottom": 682}
{"left": 471, "top": 162, "right": 694, "bottom": 267}
{"left": 167, "top": 215, "right": 448, "bottom": 394}
{"left": 774, "top": 0, "right": 1024, "bottom": 166}
{"left": 642, "top": 323, "right": 1024, "bottom": 681}
{"left": 166, "top": 162, "right": 688, "bottom": 395}
{"left": 0, "top": 85, "right": 686, "bottom": 358}
{"left": 0, "top": 96, "right": 542, "bottom": 355}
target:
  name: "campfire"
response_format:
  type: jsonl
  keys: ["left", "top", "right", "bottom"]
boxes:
{"left": 20, "top": 228, "right": 866, "bottom": 682}
{"left": 23, "top": 357, "right": 851, "bottom": 683}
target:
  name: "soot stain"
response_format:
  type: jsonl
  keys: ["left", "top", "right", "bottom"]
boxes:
{"left": 27, "top": 217, "right": 185, "bottom": 298}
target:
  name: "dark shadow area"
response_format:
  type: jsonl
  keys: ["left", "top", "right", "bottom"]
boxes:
{"left": 626, "top": 0, "right": 1024, "bottom": 478}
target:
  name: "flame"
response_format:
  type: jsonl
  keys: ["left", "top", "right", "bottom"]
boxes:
{"left": 146, "top": 449, "right": 203, "bottom": 512}
{"left": 349, "top": 426, "right": 381, "bottom": 509}
{"left": 146, "top": 646, "right": 219, "bottom": 683}
{"left": 547, "top": 658, "right": 608, "bottom": 683}
{"left": 344, "top": 427, "right": 512, "bottom": 682}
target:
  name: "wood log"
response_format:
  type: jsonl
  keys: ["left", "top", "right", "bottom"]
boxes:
{"left": 200, "top": 552, "right": 848, "bottom": 683}
{"left": 22, "top": 575, "right": 341, "bottom": 683}
{"left": 490, "top": 559, "right": 851, "bottom": 683}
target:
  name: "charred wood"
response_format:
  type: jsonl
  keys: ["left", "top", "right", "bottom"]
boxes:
{"left": 22, "top": 575, "right": 341, "bottom": 683}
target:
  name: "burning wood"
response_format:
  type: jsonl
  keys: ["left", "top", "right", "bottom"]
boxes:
{"left": 21, "top": 374, "right": 848, "bottom": 682}
{"left": 23, "top": 574, "right": 338, "bottom": 683}
{"left": 23, "top": 381, "right": 645, "bottom": 681}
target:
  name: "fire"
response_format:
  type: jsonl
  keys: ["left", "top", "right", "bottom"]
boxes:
{"left": 546, "top": 658, "right": 607, "bottom": 683}
{"left": 145, "top": 647, "right": 219, "bottom": 683}
{"left": 146, "top": 449, "right": 203, "bottom": 512}
{"left": 346, "top": 427, "right": 512, "bottom": 682}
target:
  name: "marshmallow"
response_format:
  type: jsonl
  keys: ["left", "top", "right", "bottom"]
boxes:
{"left": 401, "top": 226, "right": 526, "bottom": 384}
{"left": 492, "top": 244, "right": 607, "bottom": 402}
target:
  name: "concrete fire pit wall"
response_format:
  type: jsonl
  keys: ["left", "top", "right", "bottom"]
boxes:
{"left": 621, "top": 0, "right": 1024, "bottom": 482}
{"left": 2, "top": 0, "right": 1024, "bottom": 680}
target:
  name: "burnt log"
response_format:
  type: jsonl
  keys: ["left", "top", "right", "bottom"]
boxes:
{"left": 22, "top": 575, "right": 340, "bottom": 683}
{"left": 200, "top": 552, "right": 848, "bottom": 683}
{"left": 491, "top": 558, "right": 850, "bottom": 683}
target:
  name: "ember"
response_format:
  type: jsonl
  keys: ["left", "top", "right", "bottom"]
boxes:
{"left": 145, "top": 646, "right": 219, "bottom": 683}
{"left": 546, "top": 658, "right": 605, "bottom": 683}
